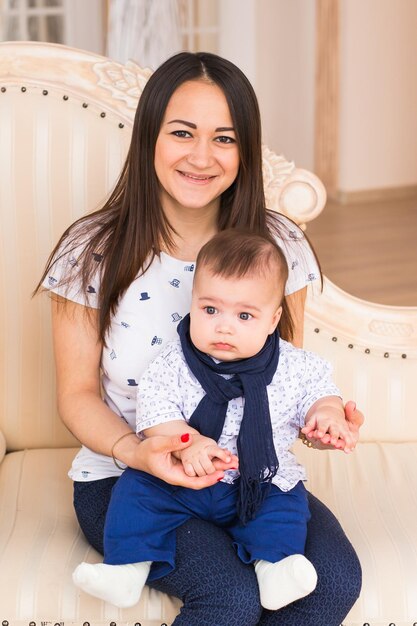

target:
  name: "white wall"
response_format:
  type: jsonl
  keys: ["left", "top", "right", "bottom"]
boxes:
{"left": 66, "top": 0, "right": 104, "bottom": 55}
{"left": 256, "top": 0, "right": 316, "bottom": 171}
{"left": 339, "top": 0, "right": 417, "bottom": 192}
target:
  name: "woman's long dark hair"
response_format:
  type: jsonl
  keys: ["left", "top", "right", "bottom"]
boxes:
{"left": 36, "top": 51, "right": 315, "bottom": 343}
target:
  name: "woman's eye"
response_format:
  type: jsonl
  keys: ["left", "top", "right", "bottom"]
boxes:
{"left": 172, "top": 130, "right": 192, "bottom": 138}
{"left": 239, "top": 312, "right": 252, "bottom": 321}
{"left": 205, "top": 306, "right": 217, "bottom": 315}
{"left": 215, "top": 135, "right": 236, "bottom": 144}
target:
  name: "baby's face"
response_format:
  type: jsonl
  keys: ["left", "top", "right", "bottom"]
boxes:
{"left": 190, "top": 266, "right": 283, "bottom": 361}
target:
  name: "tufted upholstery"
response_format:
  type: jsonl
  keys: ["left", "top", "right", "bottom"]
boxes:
{"left": 0, "top": 41, "right": 416, "bottom": 626}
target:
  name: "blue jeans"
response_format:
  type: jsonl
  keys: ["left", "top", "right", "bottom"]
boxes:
{"left": 74, "top": 477, "right": 361, "bottom": 626}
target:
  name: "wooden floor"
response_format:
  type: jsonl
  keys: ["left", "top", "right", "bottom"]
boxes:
{"left": 305, "top": 195, "right": 417, "bottom": 307}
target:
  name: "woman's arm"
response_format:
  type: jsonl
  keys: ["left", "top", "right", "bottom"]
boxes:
{"left": 51, "top": 296, "right": 224, "bottom": 487}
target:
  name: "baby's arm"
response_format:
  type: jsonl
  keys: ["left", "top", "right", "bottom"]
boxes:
{"left": 301, "top": 396, "right": 356, "bottom": 453}
{"left": 142, "top": 421, "right": 238, "bottom": 477}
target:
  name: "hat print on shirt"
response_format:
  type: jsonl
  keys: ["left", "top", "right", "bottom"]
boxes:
{"left": 139, "top": 292, "right": 151, "bottom": 301}
{"left": 171, "top": 312, "right": 182, "bottom": 322}
{"left": 169, "top": 278, "right": 180, "bottom": 288}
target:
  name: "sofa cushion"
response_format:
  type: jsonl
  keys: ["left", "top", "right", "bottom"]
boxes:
{"left": 0, "top": 447, "right": 181, "bottom": 624}
{"left": 294, "top": 440, "right": 417, "bottom": 625}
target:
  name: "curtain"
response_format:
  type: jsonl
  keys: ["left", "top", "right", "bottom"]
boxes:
{"left": 107, "top": 0, "right": 182, "bottom": 69}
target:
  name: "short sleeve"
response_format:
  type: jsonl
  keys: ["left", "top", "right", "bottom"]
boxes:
{"left": 271, "top": 214, "right": 320, "bottom": 296}
{"left": 41, "top": 234, "right": 101, "bottom": 309}
{"left": 137, "top": 347, "right": 186, "bottom": 433}
{"left": 297, "top": 351, "right": 341, "bottom": 425}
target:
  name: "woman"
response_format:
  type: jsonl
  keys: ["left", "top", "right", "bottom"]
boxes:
{"left": 38, "top": 51, "right": 362, "bottom": 625}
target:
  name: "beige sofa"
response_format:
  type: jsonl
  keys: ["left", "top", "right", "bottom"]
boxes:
{"left": 0, "top": 42, "right": 416, "bottom": 626}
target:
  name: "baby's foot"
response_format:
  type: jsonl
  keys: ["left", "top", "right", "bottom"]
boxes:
{"left": 72, "top": 561, "right": 151, "bottom": 608}
{"left": 255, "top": 554, "right": 317, "bottom": 610}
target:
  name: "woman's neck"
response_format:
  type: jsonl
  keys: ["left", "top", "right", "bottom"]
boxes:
{"left": 161, "top": 203, "right": 219, "bottom": 261}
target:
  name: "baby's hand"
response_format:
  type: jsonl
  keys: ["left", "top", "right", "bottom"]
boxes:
{"left": 178, "top": 435, "right": 238, "bottom": 477}
{"left": 302, "top": 398, "right": 357, "bottom": 453}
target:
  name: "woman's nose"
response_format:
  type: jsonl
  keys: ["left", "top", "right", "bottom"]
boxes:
{"left": 187, "top": 139, "right": 214, "bottom": 168}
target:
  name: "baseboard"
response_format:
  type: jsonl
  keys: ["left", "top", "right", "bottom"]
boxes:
{"left": 330, "top": 185, "right": 417, "bottom": 204}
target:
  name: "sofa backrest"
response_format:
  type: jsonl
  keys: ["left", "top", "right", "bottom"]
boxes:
{"left": 0, "top": 42, "right": 325, "bottom": 452}
{"left": 304, "top": 278, "right": 417, "bottom": 442}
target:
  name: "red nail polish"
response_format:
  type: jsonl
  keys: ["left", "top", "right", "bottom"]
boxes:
{"left": 217, "top": 477, "right": 223, "bottom": 482}
{"left": 181, "top": 433, "right": 190, "bottom": 442}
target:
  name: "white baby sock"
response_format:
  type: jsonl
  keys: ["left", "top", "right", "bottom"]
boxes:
{"left": 254, "top": 554, "right": 317, "bottom": 610}
{"left": 72, "top": 561, "right": 151, "bottom": 608}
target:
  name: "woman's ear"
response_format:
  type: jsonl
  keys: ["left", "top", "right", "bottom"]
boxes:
{"left": 269, "top": 306, "right": 283, "bottom": 334}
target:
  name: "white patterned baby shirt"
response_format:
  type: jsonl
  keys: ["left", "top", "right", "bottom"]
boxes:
{"left": 137, "top": 338, "right": 341, "bottom": 492}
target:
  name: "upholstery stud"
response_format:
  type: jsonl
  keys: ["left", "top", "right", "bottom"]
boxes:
{"left": 21, "top": 86, "right": 26, "bottom": 92}
{"left": 63, "top": 95, "right": 69, "bottom": 100}
{"left": 82, "top": 102, "right": 88, "bottom": 108}
{"left": 42, "top": 89, "right": 48, "bottom": 95}
{"left": 0, "top": 87, "right": 5, "bottom": 92}
{"left": 100, "top": 111, "right": 106, "bottom": 118}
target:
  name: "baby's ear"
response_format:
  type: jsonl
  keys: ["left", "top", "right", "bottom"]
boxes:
{"left": 269, "top": 306, "right": 283, "bottom": 334}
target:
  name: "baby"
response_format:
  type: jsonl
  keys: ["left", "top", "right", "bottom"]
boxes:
{"left": 73, "top": 229, "right": 354, "bottom": 610}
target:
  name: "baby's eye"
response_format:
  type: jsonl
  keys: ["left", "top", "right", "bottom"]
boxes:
{"left": 239, "top": 312, "right": 252, "bottom": 321}
{"left": 215, "top": 135, "right": 236, "bottom": 144}
{"left": 205, "top": 306, "right": 217, "bottom": 315}
{"left": 172, "top": 130, "right": 192, "bottom": 138}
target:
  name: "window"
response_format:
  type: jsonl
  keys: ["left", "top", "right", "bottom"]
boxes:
{"left": 0, "top": 0, "right": 69, "bottom": 43}
{"left": 178, "top": 0, "right": 219, "bottom": 53}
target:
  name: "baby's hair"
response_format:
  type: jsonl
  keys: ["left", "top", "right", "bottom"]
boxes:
{"left": 195, "top": 229, "right": 289, "bottom": 303}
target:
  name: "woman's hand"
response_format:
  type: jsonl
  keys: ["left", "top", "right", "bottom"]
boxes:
{"left": 133, "top": 433, "right": 233, "bottom": 489}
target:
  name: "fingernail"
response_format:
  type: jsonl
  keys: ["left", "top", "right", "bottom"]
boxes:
{"left": 181, "top": 433, "right": 190, "bottom": 442}
{"left": 217, "top": 477, "right": 223, "bottom": 482}
{"left": 230, "top": 467, "right": 238, "bottom": 470}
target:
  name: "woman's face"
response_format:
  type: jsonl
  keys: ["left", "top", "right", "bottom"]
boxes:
{"left": 154, "top": 80, "right": 240, "bottom": 219}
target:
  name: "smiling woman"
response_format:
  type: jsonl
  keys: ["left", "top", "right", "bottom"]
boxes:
{"left": 154, "top": 80, "right": 239, "bottom": 253}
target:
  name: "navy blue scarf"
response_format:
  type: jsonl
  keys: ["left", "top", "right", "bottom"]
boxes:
{"left": 177, "top": 314, "right": 280, "bottom": 525}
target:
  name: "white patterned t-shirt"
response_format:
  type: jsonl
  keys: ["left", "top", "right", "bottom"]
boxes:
{"left": 137, "top": 338, "right": 340, "bottom": 492}
{"left": 42, "top": 215, "right": 320, "bottom": 481}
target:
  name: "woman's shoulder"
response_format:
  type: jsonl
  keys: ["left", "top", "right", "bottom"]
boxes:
{"left": 267, "top": 212, "right": 321, "bottom": 295}
{"left": 41, "top": 214, "right": 106, "bottom": 307}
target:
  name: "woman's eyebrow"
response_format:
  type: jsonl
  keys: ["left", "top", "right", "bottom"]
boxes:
{"left": 167, "top": 119, "right": 235, "bottom": 133}
{"left": 167, "top": 119, "right": 196, "bottom": 129}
